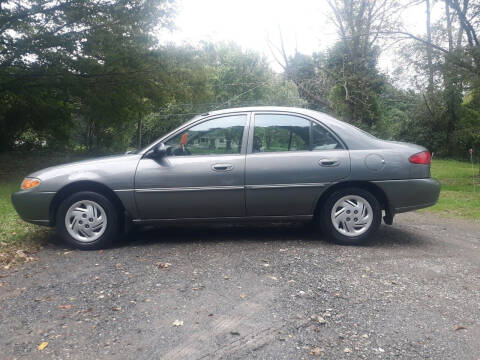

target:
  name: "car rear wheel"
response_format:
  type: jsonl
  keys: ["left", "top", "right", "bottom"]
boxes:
{"left": 56, "top": 191, "right": 120, "bottom": 250}
{"left": 320, "top": 188, "right": 381, "bottom": 245}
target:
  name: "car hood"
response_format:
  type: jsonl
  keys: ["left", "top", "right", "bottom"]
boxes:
{"left": 28, "top": 154, "right": 142, "bottom": 182}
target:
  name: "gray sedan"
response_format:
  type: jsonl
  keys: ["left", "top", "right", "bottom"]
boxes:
{"left": 11, "top": 107, "right": 440, "bottom": 249}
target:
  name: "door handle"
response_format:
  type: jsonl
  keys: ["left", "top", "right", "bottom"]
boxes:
{"left": 212, "top": 163, "right": 233, "bottom": 171}
{"left": 319, "top": 159, "right": 340, "bottom": 167}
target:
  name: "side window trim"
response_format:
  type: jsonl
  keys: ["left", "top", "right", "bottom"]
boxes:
{"left": 247, "top": 112, "right": 346, "bottom": 155}
{"left": 161, "top": 113, "right": 250, "bottom": 157}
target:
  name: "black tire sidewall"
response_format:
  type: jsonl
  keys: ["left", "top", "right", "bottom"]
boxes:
{"left": 56, "top": 191, "right": 119, "bottom": 250}
{"left": 320, "top": 188, "right": 381, "bottom": 245}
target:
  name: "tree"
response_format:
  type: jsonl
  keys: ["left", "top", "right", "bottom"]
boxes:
{"left": 139, "top": 43, "right": 305, "bottom": 146}
{"left": 0, "top": 0, "right": 175, "bottom": 151}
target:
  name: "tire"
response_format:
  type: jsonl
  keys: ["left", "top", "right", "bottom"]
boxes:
{"left": 320, "top": 187, "right": 381, "bottom": 245}
{"left": 56, "top": 191, "right": 120, "bottom": 250}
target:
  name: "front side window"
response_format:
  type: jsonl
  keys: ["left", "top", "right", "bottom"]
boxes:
{"left": 252, "top": 114, "right": 342, "bottom": 153}
{"left": 164, "top": 115, "right": 247, "bottom": 156}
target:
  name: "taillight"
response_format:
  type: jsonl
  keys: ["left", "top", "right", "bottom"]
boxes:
{"left": 409, "top": 151, "right": 431, "bottom": 165}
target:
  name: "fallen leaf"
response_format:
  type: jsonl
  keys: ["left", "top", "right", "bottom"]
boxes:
{"left": 172, "top": 320, "right": 184, "bottom": 327}
{"left": 63, "top": 251, "right": 72, "bottom": 255}
{"left": 455, "top": 325, "right": 466, "bottom": 331}
{"left": 344, "top": 347, "right": 352, "bottom": 353}
{"left": 240, "top": 293, "right": 247, "bottom": 298}
{"left": 311, "top": 315, "right": 327, "bottom": 324}
{"left": 156, "top": 262, "right": 171, "bottom": 269}
{"left": 309, "top": 347, "right": 324, "bottom": 356}
{"left": 16, "top": 250, "right": 26, "bottom": 257}
{"left": 37, "top": 342, "right": 48, "bottom": 351}
{"left": 112, "top": 307, "right": 121, "bottom": 311}
{"left": 223, "top": 275, "right": 231, "bottom": 280}
{"left": 262, "top": 259, "right": 269, "bottom": 263}
{"left": 59, "top": 304, "right": 72, "bottom": 309}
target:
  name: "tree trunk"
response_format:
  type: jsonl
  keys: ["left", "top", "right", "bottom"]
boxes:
{"left": 426, "top": 0, "right": 434, "bottom": 94}
{"left": 445, "top": 0, "right": 454, "bottom": 51}
{"left": 444, "top": 0, "right": 462, "bottom": 156}
{"left": 137, "top": 115, "right": 142, "bottom": 149}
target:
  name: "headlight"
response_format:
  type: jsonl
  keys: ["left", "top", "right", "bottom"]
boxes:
{"left": 21, "top": 178, "right": 41, "bottom": 190}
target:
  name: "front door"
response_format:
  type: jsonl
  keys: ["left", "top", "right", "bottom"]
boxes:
{"left": 245, "top": 112, "right": 350, "bottom": 216}
{"left": 135, "top": 114, "right": 248, "bottom": 219}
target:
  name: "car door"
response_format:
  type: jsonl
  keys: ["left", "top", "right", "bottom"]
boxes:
{"left": 245, "top": 112, "right": 350, "bottom": 217}
{"left": 134, "top": 113, "right": 249, "bottom": 219}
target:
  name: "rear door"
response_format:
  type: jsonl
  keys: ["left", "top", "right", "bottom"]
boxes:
{"left": 135, "top": 113, "right": 249, "bottom": 219}
{"left": 245, "top": 112, "right": 350, "bottom": 217}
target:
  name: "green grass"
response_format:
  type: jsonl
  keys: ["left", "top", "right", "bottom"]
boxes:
{"left": 0, "top": 152, "right": 87, "bottom": 266}
{"left": 0, "top": 182, "right": 49, "bottom": 263}
{"left": 0, "top": 154, "right": 478, "bottom": 265}
{"left": 427, "top": 159, "right": 480, "bottom": 221}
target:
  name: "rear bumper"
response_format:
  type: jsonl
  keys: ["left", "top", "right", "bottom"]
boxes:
{"left": 11, "top": 190, "right": 55, "bottom": 226}
{"left": 372, "top": 178, "right": 441, "bottom": 214}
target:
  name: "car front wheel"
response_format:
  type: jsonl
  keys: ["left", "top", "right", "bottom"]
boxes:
{"left": 56, "top": 191, "right": 120, "bottom": 250}
{"left": 320, "top": 188, "right": 381, "bottom": 245}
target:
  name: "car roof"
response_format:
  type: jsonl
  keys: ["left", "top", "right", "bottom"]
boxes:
{"left": 204, "top": 106, "right": 319, "bottom": 118}
{"left": 189, "top": 106, "right": 343, "bottom": 128}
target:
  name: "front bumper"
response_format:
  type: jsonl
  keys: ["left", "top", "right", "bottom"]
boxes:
{"left": 11, "top": 190, "right": 55, "bottom": 226}
{"left": 373, "top": 178, "right": 441, "bottom": 214}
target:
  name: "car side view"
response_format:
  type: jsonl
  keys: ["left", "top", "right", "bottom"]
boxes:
{"left": 11, "top": 107, "right": 441, "bottom": 249}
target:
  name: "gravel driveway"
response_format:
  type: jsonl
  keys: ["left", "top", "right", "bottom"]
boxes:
{"left": 1, "top": 212, "right": 479, "bottom": 359}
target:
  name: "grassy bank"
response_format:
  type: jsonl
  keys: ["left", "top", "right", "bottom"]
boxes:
{"left": 428, "top": 159, "right": 480, "bottom": 220}
{"left": 0, "top": 154, "right": 478, "bottom": 266}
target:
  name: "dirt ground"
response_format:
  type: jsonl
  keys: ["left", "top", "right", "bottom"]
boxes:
{"left": 1, "top": 212, "right": 479, "bottom": 359}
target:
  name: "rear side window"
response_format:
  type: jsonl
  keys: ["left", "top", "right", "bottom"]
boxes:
{"left": 252, "top": 114, "right": 343, "bottom": 153}
{"left": 311, "top": 123, "right": 342, "bottom": 150}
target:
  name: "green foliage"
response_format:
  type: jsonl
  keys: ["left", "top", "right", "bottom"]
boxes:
{"left": 325, "top": 42, "right": 384, "bottom": 129}
{"left": 137, "top": 43, "right": 305, "bottom": 147}
{"left": 0, "top": 0, "right": 175, "bottom": 152}
{"left": 1, "top": 1, "right": 304, "bottom": 153}
{"left": 457, "top": 91, "right": 480, "bottom": 153}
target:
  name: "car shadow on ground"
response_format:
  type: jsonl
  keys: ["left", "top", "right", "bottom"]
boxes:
{"left": 45, "top": 221, "right": 432, "bottom": 251}
{"left": 112, "top": 221, "right": 432, "bottom": 250}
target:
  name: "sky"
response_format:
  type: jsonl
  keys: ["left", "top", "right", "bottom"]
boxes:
{"left": 160, "top": 0, "right": 437, "bottom": 76}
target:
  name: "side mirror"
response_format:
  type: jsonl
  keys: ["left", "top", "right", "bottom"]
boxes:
{"left": 152, "top": 143, "right": 168, "bottom": 158}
